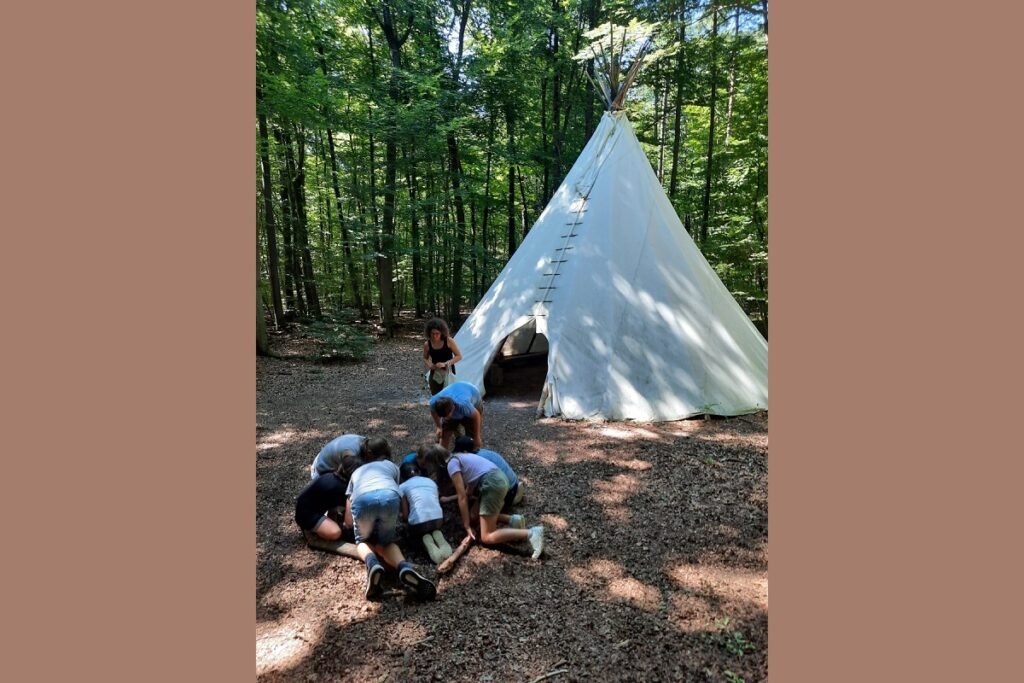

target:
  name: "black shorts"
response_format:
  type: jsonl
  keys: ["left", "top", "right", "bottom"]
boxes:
{"left": 295, "top": 504, "right": 341, "bottom": 531}
{"left": 502, "top": 483, "right": 520, "bottom": 511}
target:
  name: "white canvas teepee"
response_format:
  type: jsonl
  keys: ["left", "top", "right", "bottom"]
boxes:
{"left": 452, "top": 109, "right": 768, "bottom": 422}
{"left": 454, "top": 22, "right": 766, "bottom": 421}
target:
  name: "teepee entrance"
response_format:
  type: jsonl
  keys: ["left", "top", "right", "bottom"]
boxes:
{"left": 483, "top": 320, "right": 550, "bottom": 396}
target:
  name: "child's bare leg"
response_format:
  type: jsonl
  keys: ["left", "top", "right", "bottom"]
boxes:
{"left": 315, "top": 517, "right": 343, "bottom": 541}
{"left": 478, "top": 514, "right": 529, "bottom": 545}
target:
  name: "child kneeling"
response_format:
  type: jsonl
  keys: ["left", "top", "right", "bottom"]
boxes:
{"left": 399, "top": 462, "right": 453, "bottom": 564}
{"left": 345, "top": 443, "right": 437, "bottom": 601}
{"left": 418, "top": 445, "right": 544, "bottom": 559}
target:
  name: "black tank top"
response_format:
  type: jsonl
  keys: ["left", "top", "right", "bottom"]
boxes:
{"left": 428, "top": 338, "right": 455, "bottom": 368}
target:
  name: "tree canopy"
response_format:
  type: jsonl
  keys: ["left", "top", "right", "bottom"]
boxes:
{"left": 257, "top": 0, "right": 768, "bottom": 339}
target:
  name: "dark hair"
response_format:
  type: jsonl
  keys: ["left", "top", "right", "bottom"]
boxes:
{"left": 339, "top": 450, "right": 363, "bottom": 479}
{"left": 365, "top": 437, "right": 392, "bottom": 461}
{"left": 424, "top": 318, "right": 450, "bottom": 340}
{"left": 432, "top": 397, "right": 454, "bottom": 417}
{"left": 399, "top": 461, "right": 421, "bottom": 483}
{"left": 415, "top": 444, "right": 451, "bottom": 486}
{"left": 452, "top": 435, "right": 478, "bottom": 453}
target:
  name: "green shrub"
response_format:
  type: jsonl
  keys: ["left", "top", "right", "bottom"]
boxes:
{"left": 304, "top": 317, "right": 374, "bottom": 363}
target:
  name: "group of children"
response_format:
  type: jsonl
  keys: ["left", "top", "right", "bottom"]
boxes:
{"left": 294, "top": 409, "right": 546, "bottom": 602}
{"left": 293, "top": 318, "right": 547, "bottom": 602}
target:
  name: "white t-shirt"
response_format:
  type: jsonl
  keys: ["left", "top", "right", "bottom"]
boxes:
{"left": 399, "top": 476, "right": 443, "bottom": 525}
{"left": 346, "top": 460, "right": 400, "bottom": 499}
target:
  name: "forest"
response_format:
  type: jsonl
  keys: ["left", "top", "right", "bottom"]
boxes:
{"left": 257, "top": 0, "right": 767, "bottom": 345}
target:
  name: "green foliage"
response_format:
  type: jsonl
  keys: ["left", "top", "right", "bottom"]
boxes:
{"left": 303, "top": 316, "right": 375, "bottom": 363}
{"left": 257, "top": 0, "right": 768, "bottom": 326}
{"left": 711, "top": 618, "right": 757, "bottom": 657}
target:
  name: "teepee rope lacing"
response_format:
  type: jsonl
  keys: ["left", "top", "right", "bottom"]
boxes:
{"left": 532, "top": 182, "right": 594, "bottom": 316}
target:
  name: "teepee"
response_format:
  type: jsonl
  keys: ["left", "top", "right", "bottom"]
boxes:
{"left": 453, "top": 23, "right": 767, "bottom": 421}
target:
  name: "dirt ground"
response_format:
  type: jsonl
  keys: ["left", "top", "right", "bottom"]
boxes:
{"left": 256, "top": 318, "right": 768, "bottom": 682}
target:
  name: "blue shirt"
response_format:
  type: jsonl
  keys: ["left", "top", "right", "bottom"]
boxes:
{"left": 429, "top": 382, "right": 482, "bottom": 420}
{"left": 476, "top": 448, "right": 518, "bottom": 488}
{"left": 312, "top": 434, "right": 365, "bottom": 477}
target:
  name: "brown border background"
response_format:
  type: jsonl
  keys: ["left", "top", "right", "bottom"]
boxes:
{"left": 3, "top": 1, "right": 1022, "bottom": 680}
{"left": 4, "top": 1, "right": 255, "bottom": 680}
{"left": 770, "top": 2, "right": 1024, "bottom": 681}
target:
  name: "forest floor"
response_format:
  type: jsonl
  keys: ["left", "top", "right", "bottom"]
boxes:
{"left": 256, "top": 315, "right": 768, "bottom": 682}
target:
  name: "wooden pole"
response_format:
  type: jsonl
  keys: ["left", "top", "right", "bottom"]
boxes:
{"left": 437, "top": 536, "right": 474, "bottom": 574}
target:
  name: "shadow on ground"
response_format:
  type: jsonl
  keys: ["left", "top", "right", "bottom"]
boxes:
{"left": 257, "top": 317, "right": 767, "bottom": 682}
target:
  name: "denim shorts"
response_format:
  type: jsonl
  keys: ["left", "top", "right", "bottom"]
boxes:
{"left": 350, "top": 489, "right": 401, "bottom": 545}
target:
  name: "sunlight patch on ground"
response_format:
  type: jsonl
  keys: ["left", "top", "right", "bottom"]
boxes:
{"left": 592, "top": 473, "right": 639, "bottom": 506}
{"left": 367, "top": 418, "right": 384, "bottom": 429}
{"left": 586, "top": 425, "right": 664, "bottom": 440}
{"left": 524, "top": 440, "right": 561, "bottom": 466}
{"left": 597, "top": 427, "right": 641, "bottom": 439}
{"left": 507, "top": 400, "right": 537, "bottom": 409}
{"left": 257, "top": 620, "right": 323, "bottom": 676}
{"left": 257, "top": 428, "right": 300, "bottom": 452}
{"left": 616, "top": 458, "right": 652, "bottom": 471}
{"left": 539, "top": 513, "right": 568, "bottom": 530}
{"left": 259, "top": 571, "right": 378, "bottom": 631}
{"left": 568, "top": 559, "right": 660, "bottom": 611}
{"left": 591, "top": 473, "right": 640, "bottom": 523}
{"left": 668, "top": 563, "right": 768, "bottom": 610}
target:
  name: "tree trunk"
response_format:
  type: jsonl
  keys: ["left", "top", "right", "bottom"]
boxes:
{"left": 346, "top": 107, "right": 373, "bottom": 321}
{"left": 668, "top": 12, "right": 687, "bottom": 203}
{"left": 367, "top": 20, "right": 399, "bottom": 335}
{"left": 257, "top": 275, "right": 269, "bottom": 355}
{"left": 700, "top": 5, "right": 720, "bottom": 246}
{"left": 446, "top": 132, "right": 467, "bottom": 324}
{"left": 317, "top": 43, "right": 363, "bottom": 313}
{"left": 724, "top": 6, "right": 740, "bottom": 147}
{"left": 425, "top": 167, "right": 436, "bottom": 313}
{"left": 480, "top": 109, "right": 495, "bottom": 297}
{"left": 275, "top": 128, "right": 301, "bottom": 316}
{"left": 257, "top": 92, "right": 284, "bottom": 327}
{"left": 292, "top": 127, "right": 322, "bottom": 318}
{"left": 583, "top": 0, "right": 601, "bottom": 139}
{"left": 518, "top": 166, "right": 530, "bottom": 237}
{"left": 442, "top": 0, "right": 472, "bottom": 325}
{"left": 550, "top": 1, "right": 563, "bottom": 190}
{"left": 405, "top": 145, "right": 424, "bottom": 317}
{"left": 470, "top": 198, "right": 478, "bottom": 300}
{"left": 505, "top": 99, "right": 518, "bottom": 257}
{"left": 540, "top": 76, "right": 549, "bottom": 203}
{"left": 659, "top": 67, "right": 667, "bottom": 181}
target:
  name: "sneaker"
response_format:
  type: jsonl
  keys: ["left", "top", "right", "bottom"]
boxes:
{"left": 432, "top": 530, "right": 453, "bottom": 560}
{"left": 399, "top": 566, "right": 437, "bottom": 601}
{"left": 423, "top": 534, "right": 446, "bottom": 564}
{"left": 527, "top": 525, "right": 545, "bottom": 559}
{"left": 365, "top": 563, "right": 384, "bottom": 599}
{"left": 509, "top": 514, "right": 526, "bottom": 529}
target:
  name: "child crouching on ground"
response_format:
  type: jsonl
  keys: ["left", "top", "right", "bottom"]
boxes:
{"left": 345, "top": 440, "right": 437, "bottom": 601}
{"left": 399, "top": 462, "right": 453, "bottom": 564}
{"left": 295, "top": 450, "right": 362, "bottom": 553}
{"left": 451, "top": 436, "right": 526, "bottom": 512}
{"left": 417, "top": 444, "right": 545, "bottom": 559}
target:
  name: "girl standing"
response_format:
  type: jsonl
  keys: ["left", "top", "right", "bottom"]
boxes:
{"left": 422, "top": 318, "right": 463, "bottom": 395}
